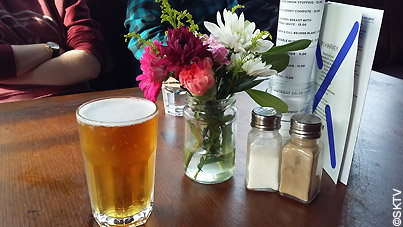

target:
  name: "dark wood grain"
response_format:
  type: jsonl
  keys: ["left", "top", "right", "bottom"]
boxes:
{"left": 0, "top": 71, "right": 402, "bottom": 226}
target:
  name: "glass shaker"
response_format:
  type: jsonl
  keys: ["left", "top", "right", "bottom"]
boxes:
{"left": 246, "top": 107, "right": 282, "bottom": 191}
{"left": 279, "top": 114, "right": 323, "bottom": 203}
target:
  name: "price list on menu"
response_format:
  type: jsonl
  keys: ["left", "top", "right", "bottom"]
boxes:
{"left": 269, "top": 0, "right": 324, "bottom": 117}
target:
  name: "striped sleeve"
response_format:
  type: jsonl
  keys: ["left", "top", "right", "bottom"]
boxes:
{"left": 124, "top": 0, "right": 238, "bottom": 60}
{"left": 124, "top": 0, "right": 167, "bottom": 60}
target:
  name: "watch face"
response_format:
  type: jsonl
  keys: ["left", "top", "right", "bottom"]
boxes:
{"left": 46, "top": 42, "right": 60, "bottom": 58}
{"left": 47, "top": 42, "right": 59, "bottom": 50}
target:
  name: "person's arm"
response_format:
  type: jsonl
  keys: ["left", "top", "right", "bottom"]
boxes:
{"left": 0, "top": 0, "right": 105, "bottom": 86}
{"left": 64, "top": 0, "right": 105, "bottom": 66}
{"left": 0, "top": 50, "right": 100, "bottom": 86}
{"left": 11, "top": 44, "right": 64, "bottom": 75}
{"left": 124, "top": 0, "right": 167, "bottom": 60}
{"left": 0, "top": 43, "right": 55, "bottom": 80}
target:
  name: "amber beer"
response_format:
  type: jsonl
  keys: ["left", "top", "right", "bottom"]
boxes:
{"left": 76, "top": 97, "right": 158, "bottom": 226}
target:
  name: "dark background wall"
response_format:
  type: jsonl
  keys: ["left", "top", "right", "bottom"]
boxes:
{"left": 87, "top": 0, "right": 136, "bottom": 91}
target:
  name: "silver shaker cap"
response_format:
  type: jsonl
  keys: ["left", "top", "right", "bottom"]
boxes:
{"left": 290, "top": 114, "right": 322, "bottom": 139}
{"left": 251, "top": 107, "right": 282, "bottom": 131}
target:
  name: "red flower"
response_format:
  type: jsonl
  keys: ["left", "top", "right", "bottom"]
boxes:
{"left": 160, "top": 27, "right": 212, "bottom": 78}
{"left": 179, "top": 58, "right": 215, "bottom": 96}
{"left": 136, "top": 40, "right": 165, "bottom": 102}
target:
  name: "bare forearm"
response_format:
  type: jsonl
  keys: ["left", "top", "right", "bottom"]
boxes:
{"left": 0, "top": 50, "right": 101, "bottom": 86}
{"left": 11, "top": 44, "right": 53, "bottom": 75}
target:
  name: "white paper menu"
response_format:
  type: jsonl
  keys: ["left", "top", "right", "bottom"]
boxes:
{"left": 329, "top": 3, "right": 384, "bottom": 185}
{"left": 312, "top": 2, "right": 383, "bottom": 184}
{"left": 312, "top": 3, "right": 361, "bottom": 184}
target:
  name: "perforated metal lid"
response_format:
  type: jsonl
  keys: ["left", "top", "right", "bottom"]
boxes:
{"left": 290, "top": 114, "right": 322, "bottom": 139}
{"left": 251, "top": 107, "right": 282, "bottom": 131}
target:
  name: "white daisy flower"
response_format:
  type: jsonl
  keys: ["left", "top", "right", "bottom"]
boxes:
{"left": 204, "top": 9, "right": 274, "bottom": 53}
{"left": 229, "top": 53, "right": 277, "bottom": 77}
{"left": 250, "top": 39, "right": 274, "bottom": 53}
{"left": 242, "top": 57, "right": 277, "bottom": 77}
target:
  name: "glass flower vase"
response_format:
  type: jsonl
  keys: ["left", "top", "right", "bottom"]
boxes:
{"left": 183, "top": 95, "right": 237, "bottom": 184}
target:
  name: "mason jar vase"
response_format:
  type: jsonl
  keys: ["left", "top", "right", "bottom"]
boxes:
{"left": 183, "top": 95, "right": 237, "bottom": 184}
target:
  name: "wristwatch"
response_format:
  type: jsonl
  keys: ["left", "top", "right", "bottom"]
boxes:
{"left": 45, "top": 42, "right": 60, "bottom": 58}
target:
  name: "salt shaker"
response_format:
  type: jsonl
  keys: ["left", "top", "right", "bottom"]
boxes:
{"left": 246, "top": 107, "right": 282, "bottom": 191}
{"left": 279, "top": 114, "right": 323, "bottom": 203}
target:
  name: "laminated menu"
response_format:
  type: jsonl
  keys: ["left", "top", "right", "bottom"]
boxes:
{"left": 311, "top": 2, "right": 383, "bottom": 184}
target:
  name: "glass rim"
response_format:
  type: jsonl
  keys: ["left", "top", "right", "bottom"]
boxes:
{"left": 76, "top": 96, "right": 158, "bottom": 126}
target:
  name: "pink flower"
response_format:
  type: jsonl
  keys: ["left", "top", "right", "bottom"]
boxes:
{"left": 203, "top": 35, "right": 230, "bottom": 65}
{"left": 179, "top": 58, "right": 215, "bottom": 96}
{"left": 160, "top": 27, "right": 212, "bottom": 78}
{"left": 137, "top": 40, "right": 165, "bottom": 102}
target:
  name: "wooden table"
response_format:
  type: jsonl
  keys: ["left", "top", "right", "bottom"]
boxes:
{"left": 0, "top": 71, "right": 402, "bottom": 226}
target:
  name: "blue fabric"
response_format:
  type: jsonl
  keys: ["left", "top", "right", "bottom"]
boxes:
{"left": 125, "top": 0, "right": 237, "bottom": 60}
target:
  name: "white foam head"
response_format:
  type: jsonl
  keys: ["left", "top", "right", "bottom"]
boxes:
{"left": 76, "top": 97, "right": 158, "bottom": 127}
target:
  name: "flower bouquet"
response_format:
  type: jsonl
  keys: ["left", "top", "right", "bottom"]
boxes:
{"left": 126, "top": 1, "right": 310, "bottom": 183}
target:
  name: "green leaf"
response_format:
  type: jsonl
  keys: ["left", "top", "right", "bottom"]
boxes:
{"left": 245, "top": 89, "right": 288, "bottom": 113}
{"left": 197, "top": 86, "right": 216, "bottom": 101}
{"left": 265, "top": 39, "right": 311, "bottom": 54}
{"left": 197, "top": 151, "right": 234, "bottom": 169}
{"left": 261, "top": 52, "right": 289, "bottom": 72}
{"left": 216, "top": 115, "right": 234, "bottom": 126}
{"left": 235, "top": 79, "right": 265, "bottom": 92}
{"left": 261, "top": 40, "right": 310, "bottom": 73}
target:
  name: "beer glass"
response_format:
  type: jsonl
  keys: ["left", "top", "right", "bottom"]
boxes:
{"left": 76, "top": 97, "right": 158, "bottom": 226}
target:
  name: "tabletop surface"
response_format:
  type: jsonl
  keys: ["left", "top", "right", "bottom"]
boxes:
{"left": 0, "top": 71, "right": 402, "bottom": 226}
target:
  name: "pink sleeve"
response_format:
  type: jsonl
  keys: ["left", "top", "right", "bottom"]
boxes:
{"left": 64, "top": 0, "right": 106, "bottom": 66}
{"left": 0, "top": 45, "right": 17, "bottom": 80}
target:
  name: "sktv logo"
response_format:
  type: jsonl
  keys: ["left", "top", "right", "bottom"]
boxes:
{"left": 393, "top": 188, "right": 402, "bottom": 226}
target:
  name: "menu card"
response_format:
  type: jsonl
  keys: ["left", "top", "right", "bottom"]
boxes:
{"left": 312, "top": 2, "right": 383, "bottom": 184}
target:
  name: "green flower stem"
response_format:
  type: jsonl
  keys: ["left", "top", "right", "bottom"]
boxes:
{"left": 194, "top": 108, "right": 231, "bottom": 180}
{"left": 183, "top": 149, "right": 194, "bottom": 173}
{"left": 183, "top": 120, "right": 202, "bottom": 173}
{"left": 184, "top": 96, "right": 236, "bottom": 182}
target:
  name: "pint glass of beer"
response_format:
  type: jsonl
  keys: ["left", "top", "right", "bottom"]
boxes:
{"left": 76, "top": 97, "right": 158, "bottom": 226}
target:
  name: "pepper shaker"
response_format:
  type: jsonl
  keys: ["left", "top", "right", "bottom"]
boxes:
{"left": 279, "top": 114, "right": 323, "bottom": 203}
